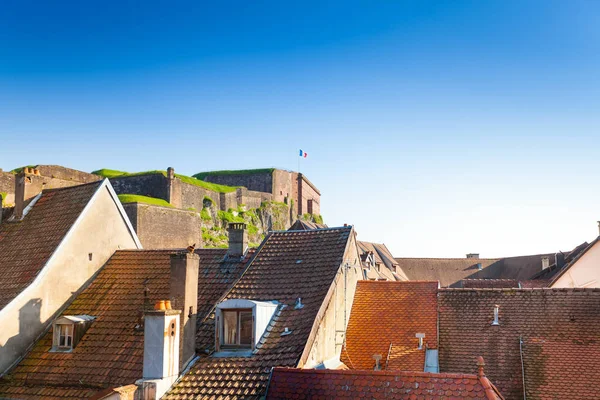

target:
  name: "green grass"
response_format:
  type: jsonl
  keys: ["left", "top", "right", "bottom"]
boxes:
{"left": 193, "top": 168, "right": 275, "bottom": 181}
{"left": 91, "top": 169, "right": 238, "bottom": 193}
{"left": 0, "top": 192, "right": 7, "bottom": 206}
{"left": 200, "top": 207, "right": 212, "bottom": 221}
{"left": 117, "top": 194, "right": 174, "bottom": 208}
{"left": 10, "top": 165, "right": 37, "bottom": 174}
{"left": 218, "top": 210, "right": 245, "bottom": 224}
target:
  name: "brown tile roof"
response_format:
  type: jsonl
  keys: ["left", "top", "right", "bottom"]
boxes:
{"left": 0, "top": 384, "right": 99, "bottom": 399}
{"left": 521, "top": 337, "right": 600, "bottom": 399}
{"left": 527, "top": 241, "right": 590, "bottom": 285}
{"left": 395, "top": 253, "right": 556, "bottom": 287}
{"left": 266, "top": 366, "right": 503, "bottom": 399}
{"left": 0, "top": 248, "right": 249, "bottom": 398}
{"left": 341, "top": 281, "right": 438, "bottom": 371}
{"left": 438, "top": 287, "right": 600, "bottom": 399}
{"left": 164, "top": 226, "right": 353, "bottom": 400}
{"left": 357, "top": 241, "right": 406, "bottom": 281}
{"left": 0, "top": 181, "right": 102, "bottom": 310}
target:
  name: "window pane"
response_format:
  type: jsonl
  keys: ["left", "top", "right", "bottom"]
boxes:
{"left": 223, "top": 311, "right": 238, "bottom": 345}
{"left": 239, "top": 311, "right": 253, "bottom": 346}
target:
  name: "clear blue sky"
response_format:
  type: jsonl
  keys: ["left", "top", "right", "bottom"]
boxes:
{"left": 1, "top": 0, "right": 599, "bottom": 257}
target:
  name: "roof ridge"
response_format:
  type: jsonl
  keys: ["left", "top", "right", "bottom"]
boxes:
{"left": 272, "top": 367, "right": 479, "bottom": 380}
{"left": 274, "top": 225, "right": 352, "bottom": 233}
{"left": 440, "top": 287, "right": 600, "bottom": 292}
{"left": 42, "top": 180, "right": 103, "bottom": 193}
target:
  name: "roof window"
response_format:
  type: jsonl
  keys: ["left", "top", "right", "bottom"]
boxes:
{"left": 491, "top": 305, "right": 500, "bottom": 326}
{"left": 51, "top": 315, "right": 95, "bottom": 352}
{"left": 215, "top": 299, "right": 278, "bottom": 356}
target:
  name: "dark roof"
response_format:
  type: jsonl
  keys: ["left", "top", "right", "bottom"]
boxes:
{"left": 438, "top": 287, "right": 600, "bottom": 399}
{"left": 0, "top": 181, "right": 102, "bottom": 311}
{"left": 164, "top": 226, "right": 353, "bottom": 400}
{"left": 395, "top": 253, "right": 556, "bottom": 287}
{"left": 266, "top": 367, "right": 503, "bottom": 400}
{"left": 459, "top": 279, "right": 520, "bottom": 288}
{"left": 341, "top": 281, "right": 438, "bottom": 371}
{"left": 287, "top": 219, "right": 328, "bottom": 231}
{"left": 0, "top": 248, "right": 250, "bottom": 399}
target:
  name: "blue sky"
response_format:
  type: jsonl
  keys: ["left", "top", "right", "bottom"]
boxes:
{"left": 1, "top": 0, "right": 599, "bottom": 257}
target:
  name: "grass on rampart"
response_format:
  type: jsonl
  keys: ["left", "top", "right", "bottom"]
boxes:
{"left": 117, "top": 194, "right": 174, "bottom": 208}
{"left": 193, "top": 168, "right": 275, "bottom": 181}
{"left": 0, "top": 192, "right": 7, "bottom": 206}
{"left": 92, "top": 169, "right": 238, "bottom": 193}
{"left": 10, "top": 165, "right": 37, "bottom": 174}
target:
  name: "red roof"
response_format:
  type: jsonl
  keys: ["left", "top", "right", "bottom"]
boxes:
{"left": 0, "top": 248, "right": 249, "bottom": 398}
{"left": 0, "top": 181, "right": 102, "bottom": 310}
{"left": 341, "top": 281, "right": 438, "bottom": 371}
{"left": 164, "top": 227, "right": 353, "bottom": 399}
{"left": 438, "top": 288, "right": 600, "bottom": 399}
{"left": 266, "top": 365, "right": 503, "bottom": 399}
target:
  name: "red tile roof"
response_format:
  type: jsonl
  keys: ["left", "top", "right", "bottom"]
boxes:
{"left": 438, "top": 287, "right": 600, "bottom": 399}
{"left": 0, "top": 385, "right": 99, "bottom": 399}
{"left": 0, "top": 181, "right": 102, "bottom": 310}
{"left": 0, "top": 248, "right": 249, "bottom": 398}
{"left": 521, "top": 337, "right": 600, "bottom": 399}
{"left": 266, "top": 364, "right": 503, "bottom": 399}
{"left": 341, "top": 281, "right": 438, "bottom": 371}
{"left": 164, "top": 227, "right": 353, "bottom": 399}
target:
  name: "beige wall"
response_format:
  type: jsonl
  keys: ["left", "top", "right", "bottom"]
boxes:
{"left": 300, "top": 232, "right": 362, "bottom": 368}
{"left": 552, "top": 241, "right": 600, "bottom": 288}
{"left": 0, "top": 182, "right": 140, "bottom": 374}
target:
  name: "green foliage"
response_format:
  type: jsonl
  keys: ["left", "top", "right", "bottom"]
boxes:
{"left": 203, "top": 196, "right": 214, "bottom": 205}
{"left": 117, "top": 194, "right": 173, "bottom": 208}
{"left": 193, "top": 168, "right": 275, "bottom": 181}
{"left": 218, "top": 210, "right": 245, "bottom": 224}
{"left": 248, "top": 224, "right": 259, "bottom": 235}
{"left": 302, "top": 213, "right": 324, "bottom": 224}
{"left": 10, "top": 165, "right": 36, "bottom": 174}
{"left": 174, "top": 173, "right": 237, "bottom": 193}
{"left": 0, "top": 192, "right": 6, "bottom": 206}
{"left": 200, "top": 207, "right": 212, "bottom": 221}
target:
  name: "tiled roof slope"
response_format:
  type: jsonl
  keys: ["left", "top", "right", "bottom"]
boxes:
{"left": 396, "top": 253, "right": 556, "bottom": 287}
{"left": 341, "top": 281, "right": 438, "bottom": 371}
{"left": 164, "top": 227, "right": 353, "bottom": 400}
{"left": 521, "top": 337, "right": 600, "bottom": 399}
{"left": 266, "top": 367, "right": 503, "bottom": 399}
{"left": 0, "top": 249, "right": 249, "bottom": 399}
{"left": 0, "top": 181, "right": 101, "bottom": 310}
{"left": 358, "top": 241, "right": 406, "bottom": 281}
{"left": 438, "top": 288, "right": 600, "bottom": 400}
{"left": 528, "top": 241, "right": 590, "bottom": 284}
{"left": 459, "top": 279, "right": 520, "bottom": 288}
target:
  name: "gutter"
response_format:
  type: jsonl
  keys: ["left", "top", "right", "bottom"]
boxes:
{"left": 519, "top": 336, "right": 527, "bottom": 400}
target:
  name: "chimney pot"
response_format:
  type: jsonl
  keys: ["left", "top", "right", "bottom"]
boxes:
{"left": 227, "top": 223, "right": 248, "bottom": 258}
{"left": 165, "top": 300, "right": 172, "bottom": 310}
{"left": 155, "top": 300, "right": 166, "bottom": 311}
{"left": 477, "top": 356, "right": 485, "bottom": 377}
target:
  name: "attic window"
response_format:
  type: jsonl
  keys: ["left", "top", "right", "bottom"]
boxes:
{"left": 215, "top": 299, "right": 278, "bottom": 355}
{"left": 51, "top": 315, "right": 95, "bottom": 352}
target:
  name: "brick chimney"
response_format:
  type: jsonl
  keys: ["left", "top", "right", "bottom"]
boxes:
{"left": 141, "top": 301, "right": 181, "bottom": 400}
{"left": 14, "top": 168, "right": 44, "bottom": 220}
{"left": 227, "top": 223, "right": 248, "bottom": 258}
{"left": 169, "top": 251, "right": 199, "bottom": 369}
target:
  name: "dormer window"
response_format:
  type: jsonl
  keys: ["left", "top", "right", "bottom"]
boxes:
{"left": 215, "top": 299, "right": 278, "bottom": 356}
{"left": 51, "top": 315, "right": 95, "bottom": 352}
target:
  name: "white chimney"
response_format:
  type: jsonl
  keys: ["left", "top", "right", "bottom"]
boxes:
{"left": 541, "top": 256, "right": 550, "bottom": 270}
{"left": 373, "top": 354, "right": 382, "bottom": 371}
{"left": 141, "top": 300, "right": 181, "bottom": 400}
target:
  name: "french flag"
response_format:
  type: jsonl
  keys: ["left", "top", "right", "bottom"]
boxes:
{"left": 299, "top": 149, "right": 308, "bottom": 158}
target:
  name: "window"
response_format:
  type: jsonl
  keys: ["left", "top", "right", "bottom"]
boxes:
{"left": 222, "top": 309, "right": 253, "bottom": 347}
{"left": 57, "top": 324, "right": 73, "bottom": 349}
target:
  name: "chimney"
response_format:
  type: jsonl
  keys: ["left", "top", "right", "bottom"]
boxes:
{"left": 169, "top": 252, "right": 199, "bottom": 369}
{"left": 477, "top": 356, "right": 485, "bottom": 377}
{"left": 597, "top": 221, "right": 600, "bottom": 236}
{"left": 227, "top": 223, "right": 248, "bottom": 258}
{"left": 373, "top": 354, "right": 382, "bottom": 371}
{"left": 556, "top": 252, "right": 565, "bottom": 269}
{"left": 142, "top": 300, "right": 181, "bottom": 400}
{"left": 466, "top": 253, "right": 479, "bottom": 259}
{"left": 14, "top": 168, "right": 44, "bottom": 220}
{"left": 541, "top": 256, "right": 550, "bottom": 270}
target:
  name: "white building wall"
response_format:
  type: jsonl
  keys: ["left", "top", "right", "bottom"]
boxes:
{"left": 0, "top": 182, "right": 140, "bottom": 374}
{"left": 552, "top": 241, "right": 600, "bottom": 288}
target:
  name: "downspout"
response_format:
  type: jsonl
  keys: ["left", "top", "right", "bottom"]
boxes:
{"left": 519, "top": 336, "right": 527, "bottom": 400}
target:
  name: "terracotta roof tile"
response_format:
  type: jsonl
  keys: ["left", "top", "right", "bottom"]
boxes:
{"left": 0, "top": 248, "right": 249, "bottom": 398}
{"left": 0, "top": 181, "right": 102, "bottom": 310}
{"left": 266, "top": 367, "right": 503, "bottom": 399}
{"left": 341, "top": 281, "right": 438, "bottom": 371}
{"left": 438, "top": 288, "right": 600, "bottom": 399}
{"left": 164, "top": 227, "right": 353, "bottom": 400}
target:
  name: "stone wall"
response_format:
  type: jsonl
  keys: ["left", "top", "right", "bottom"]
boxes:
{"left": 178, "top": 180, "right": 220, "bottom": 211}
{"left": 204, "top": 171, "right": 274, "bottom": 194}
{"left": 123, "top": 203, "right": 202, "bottom": 249}
{"left": 272, "top": 169, "right": 295, "bottom": 204}
{"left": 109, "top": 174, "right": 170, "bottom": 201}
{"left": 298, "top": 174, "right": 321, "bottom": 216}
{"left": 0, "top": 171, "right": 15, "bottom": 205}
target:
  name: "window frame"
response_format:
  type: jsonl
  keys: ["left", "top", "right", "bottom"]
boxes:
{"left": 220, "top": 308, "right": 253, "bottom": 349}
{"left": 54, "top": 323, "right": 74, "bottom": 351}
